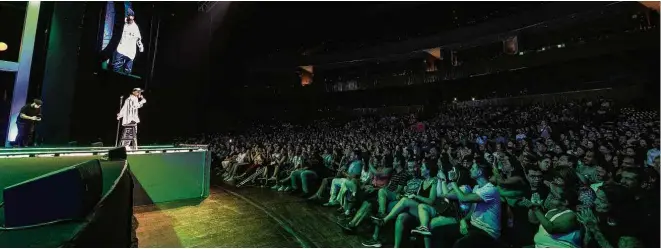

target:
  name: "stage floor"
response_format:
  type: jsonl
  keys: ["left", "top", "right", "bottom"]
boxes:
{"left": 134, "top": 186, "right": 369, "bottom": 248}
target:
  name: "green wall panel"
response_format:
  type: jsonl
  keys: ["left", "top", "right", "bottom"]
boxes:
{"left": 128, "top": 151, "right": 210, "bottom": 204}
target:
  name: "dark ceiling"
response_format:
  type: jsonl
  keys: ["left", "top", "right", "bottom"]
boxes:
{"left": 153, "top": 1, "right": 548, "bottom": 88}
{"left": 221, "top": 2, "right": 544, "bottom": 58}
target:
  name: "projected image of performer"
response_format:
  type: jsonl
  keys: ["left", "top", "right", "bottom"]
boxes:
{"left": 113, "top": 9, "right": 144, "bottom": 75}
{"left": 15, "top": 99, "right": 42, "bottom": 147}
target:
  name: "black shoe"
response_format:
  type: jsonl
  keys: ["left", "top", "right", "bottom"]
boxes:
{"left": 362, "top": 239, "right": 382, "bottom": 248}
{"left": 411, "top": 226, "right": 432, "bottom": 236}
{"left": 336, "top": 220, "right": 355, "bottom": 232}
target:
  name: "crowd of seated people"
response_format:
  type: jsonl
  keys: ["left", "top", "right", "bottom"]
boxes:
{"left": 179, "top": 98, "right": 660, "bottom": 248}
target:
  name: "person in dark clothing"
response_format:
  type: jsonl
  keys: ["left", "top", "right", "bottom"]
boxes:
{"left": 15, "top": 99, "right": 42, "bottom": 147}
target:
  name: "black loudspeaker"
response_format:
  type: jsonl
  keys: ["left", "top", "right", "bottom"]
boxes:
{"left": 108, "top": 147, "right": 127, "bottom": 161}
{"left": 2, "top": 159, "right": 103, "bottom": 228}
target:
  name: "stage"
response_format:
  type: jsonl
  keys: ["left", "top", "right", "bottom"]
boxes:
{"left": 0, "top": 145, "right": 418, "bottom": 247}
{"left": 0, "top": 145, "right": 211, "bottom": 247}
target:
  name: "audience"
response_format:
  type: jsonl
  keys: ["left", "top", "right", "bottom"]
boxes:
{"left": 179, "top": 97, "right": 659, "bottom": 248}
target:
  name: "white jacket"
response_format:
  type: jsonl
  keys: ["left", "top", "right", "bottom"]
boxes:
{"left": 116, "top": 21, "right": 142, "bottom": 59}
{"left": 118, "top": 95, "right": 146, "bottom": 125}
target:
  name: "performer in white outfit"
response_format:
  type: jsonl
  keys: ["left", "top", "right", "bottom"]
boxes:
{"left": 113, "top": 10, "right": 143, "bottom": 74}
{"left": 117, "top": 88, "right": 146, "bottom": 149}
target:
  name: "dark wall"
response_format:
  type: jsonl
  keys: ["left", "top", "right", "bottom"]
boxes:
{"left": 38, "top": 2, "right": 85, "bottom": 145}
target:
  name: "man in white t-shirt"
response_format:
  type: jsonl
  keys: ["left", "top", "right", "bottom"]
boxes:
{"left": 434, "top": 162, "right": 501, "bottom": 247}
{"left": 113, "top": 11, "right": 143, "bottom": 74}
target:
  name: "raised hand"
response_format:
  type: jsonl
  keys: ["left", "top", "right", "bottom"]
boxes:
{"left": 576, "top": 208, "right": 598, "bottom": 228}
{"left": 519, "top": 198, "right": 534, "bottom": 208}
{"left": 437, "top": 169, "right": 447, "bottom": 181}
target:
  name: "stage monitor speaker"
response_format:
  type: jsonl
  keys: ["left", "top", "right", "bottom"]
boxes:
{"left": 108, "top": 147, "right": 127, "bottom": 161}
{"left": 2, "top": 159, "right": 103, "bottom": 228}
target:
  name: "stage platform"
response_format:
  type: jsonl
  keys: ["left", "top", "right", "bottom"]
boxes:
{"left": 0, "top": 145, "right": 211, "bottom": 247}
{"left": 0, "top": 145, "right": 188, "bottom": 157}
{"left": 0, "top": 145, "right": 211, "bottom": 205}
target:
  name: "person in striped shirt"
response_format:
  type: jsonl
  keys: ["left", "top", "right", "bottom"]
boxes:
{"left": 116, "top": 88, "right": 146, "bottom": 149}
{"left": 117, "top": 88, "right": 146, "bottom": 126}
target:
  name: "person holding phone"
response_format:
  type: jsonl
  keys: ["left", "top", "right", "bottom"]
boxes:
{"left": 15, "top": 99, "right": 42, "bottom": 147}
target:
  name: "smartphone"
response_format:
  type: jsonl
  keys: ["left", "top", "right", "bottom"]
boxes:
{"left": 448, "top": 168, "right": 457, "bottom": 181}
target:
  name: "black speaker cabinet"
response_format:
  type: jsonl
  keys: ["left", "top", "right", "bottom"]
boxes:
{"left": 108, "top": 146, "right": 127, "bottom": 161}
{"left": 3, "top": 159, "right": 103, "bottom": 228}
